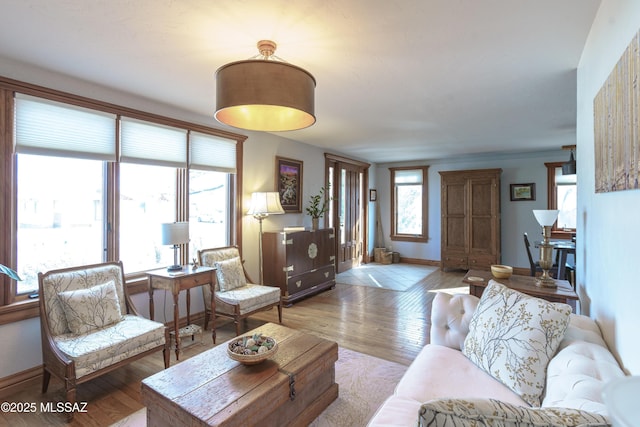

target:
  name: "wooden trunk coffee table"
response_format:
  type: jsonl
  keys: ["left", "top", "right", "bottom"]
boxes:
{"left": 141, "top": 323, "right": 338, "bottom": 427}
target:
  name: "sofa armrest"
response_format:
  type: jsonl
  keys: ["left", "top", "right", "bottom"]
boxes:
{"left": 430, "top": 292, "right": 479, "bottom": 349}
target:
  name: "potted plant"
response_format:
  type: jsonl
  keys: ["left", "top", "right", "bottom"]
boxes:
{"left": 305, "top": 185, "right": 330, "bottom": 230}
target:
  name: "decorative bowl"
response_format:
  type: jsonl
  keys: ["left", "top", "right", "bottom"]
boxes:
{"left": 491, "top": 264, "right": 513, "bottom": 279}
{"left": 227, "top": 334, "right": 278, "bottom": 365}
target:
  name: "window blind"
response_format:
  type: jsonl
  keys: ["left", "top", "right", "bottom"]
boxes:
{"left": 14, "top": 94, "right": 117, "bottom": 161}
{"left": 120, "top": 117, "right": 187, "bottom": 167}
{"left": 189, "top": 131, "right": 237, "bottom": 173}
{"left": 394, "top": 169, "right": 423, "bottom": 184}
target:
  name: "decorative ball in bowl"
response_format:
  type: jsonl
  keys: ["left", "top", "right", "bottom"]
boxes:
{"left": 491, "top": 264, "right": 513, "bottom": 279}
{"left": 227, "top": 333, "right": 278, "bottom": 365}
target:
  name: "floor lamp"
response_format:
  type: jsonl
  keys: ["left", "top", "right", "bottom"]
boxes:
{"left": 247, "top": 192, "right": 284, "bottom": 284}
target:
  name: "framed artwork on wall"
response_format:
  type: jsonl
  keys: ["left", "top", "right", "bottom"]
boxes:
{"left": 510, "top": 183, "right": 535, "bottom": 201}
{"left": 275, "top": 156, "right": 303, "bottom": 212}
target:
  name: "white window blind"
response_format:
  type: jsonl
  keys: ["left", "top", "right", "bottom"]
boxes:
{"left": 189, "top": 131, "right": 237, "bottom": 173}
{"left": 120, "top": 117, "right": 187, "bottom": 167}
{"left": 394, "top": 169, "right": 423, "bottom": 184}
{"left": 14, "top": 94, "right": 117, "bottom": 160}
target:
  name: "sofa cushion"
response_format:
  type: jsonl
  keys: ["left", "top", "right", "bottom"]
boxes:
{"left": 214, "top": 257, "right": 247, "bottom": 291}
{"left": 215, "top": 284, "right": 280, "bottom": 315}
{"left": 463, "top": 280, "right": 572, "bottom": 407}
{"left": 54, "top": 314, "right": 166, "bottom": 379}
{"left": 57, "top": 280, "right": 123, "bottom": 335}
{"left": 418, "top": 398, "right": 610, "bottom": 427}
{"left": 430, "top": 292, "right": 479, "bottom": 350}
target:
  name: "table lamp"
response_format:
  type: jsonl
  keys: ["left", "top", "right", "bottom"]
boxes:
{"left": 161, "top": 222, "right": 190, "bottom": 271}
{"left": 532, "top": 210, "right": 559, "bottom": 287}
{"left": 247, "top": 192, "right": 284, "bottom": 283}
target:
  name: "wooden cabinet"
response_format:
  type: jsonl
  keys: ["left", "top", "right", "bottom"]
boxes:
{"left": 262, "top": 228, "right": 336, "bottom": 306}
{"left": 440, "top": 168, "right": 501, "bottom": 271}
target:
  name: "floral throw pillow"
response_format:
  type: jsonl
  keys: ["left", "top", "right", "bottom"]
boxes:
{"left": 57, "top": 280, "right": 123, "bottom": 335}
{"left": 418, "top": 398, "right": 610, "bottom": 427}
{"left": 462, "top": 280, "right": 572, "bottom": 406}
{"left": 215, "top": 257, "right": 247, "bottom": 292}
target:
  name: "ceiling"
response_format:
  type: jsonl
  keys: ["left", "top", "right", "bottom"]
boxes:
{"left": 0, "top": 1, "right": 601, "bottom": 163}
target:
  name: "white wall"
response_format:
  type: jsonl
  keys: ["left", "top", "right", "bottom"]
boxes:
{"left": 375, "top": 150, "right": 568, "bottom": 269}
{"left": 576, "top": 0, "right": 640, "bottom": 374}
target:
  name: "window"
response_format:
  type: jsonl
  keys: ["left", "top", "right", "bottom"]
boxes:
{"left": 390, "top": 166, "right": 428, "bottom": 242}
{"left": 119, "top": 164, "right": 177, "bottom": 273}
{"left": 16, "top": 154, "right": 105, "bottom": 294}
{"left": 189, "top": 170, "right": 230, "bottom": 260}
{"left": 546, "top": 162, "right": 577, "bottom": 238}
{"left": 0, "top": 81, "right": 244, "bottom": 315}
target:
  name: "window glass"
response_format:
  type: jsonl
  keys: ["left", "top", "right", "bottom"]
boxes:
{"left": 119, "top": 163, "right": 176, "bottom": 273}
{"left": 390, "top": 167, "right": 428, "bottom": 241}
{"left": 16, "top": 154, "right": 105, "bottom": 294}
{"left": 555, "top": 168, "right": 577, "bottom": 230}
{"left": 189, "top": 170, "right": 229, "bottom": 260}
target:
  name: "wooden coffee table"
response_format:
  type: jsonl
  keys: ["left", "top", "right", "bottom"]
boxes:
{"left": 141, "top": 323, "right": 338, "bottom": 427}
{"left": 463, "top": 269, "right": 579, "bottom": 312}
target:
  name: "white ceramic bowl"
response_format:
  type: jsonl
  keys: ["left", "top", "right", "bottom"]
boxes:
{"left": 491, "top": 264, "right": 513, "bottom": 279}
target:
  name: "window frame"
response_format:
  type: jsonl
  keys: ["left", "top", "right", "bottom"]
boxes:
{"left": 0, "top": 77, "right": 246, "bottom": 324}
{"left": 389, "top": 166, "right": 429, "bottom": 242}
{"left": 545, "top": 161, "right": 576, "bottom": 239}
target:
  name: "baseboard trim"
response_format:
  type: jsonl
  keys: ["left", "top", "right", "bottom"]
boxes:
{"left": 0, "top": 365, "right": 41, "bottom": 400}
{"left": 396, "top": 257, "right": 440, "bottom": 267}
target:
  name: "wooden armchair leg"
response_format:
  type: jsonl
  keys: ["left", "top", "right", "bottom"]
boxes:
{"left": 65, "top": 382, "right": 76, "bottom": 421}
{"left": 42, "top": 368, "right": 51, "bottom": 393}
{"left": 235, "top": 320, "right": 241, "bottom": 337}
{"left": 277, "top": 304, "right": 283, "bottom": 324}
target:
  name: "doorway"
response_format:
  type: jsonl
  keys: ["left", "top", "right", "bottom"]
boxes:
{"left": 325, "top": 154, "right": 370, "bottom": 273}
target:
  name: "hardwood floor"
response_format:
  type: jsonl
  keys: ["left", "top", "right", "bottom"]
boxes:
{"left": 2, "top": 268, "right": 467, "bottom": 427}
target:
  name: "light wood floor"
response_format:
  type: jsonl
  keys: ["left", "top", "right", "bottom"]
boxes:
{"left": 2, "top": 268, "right": 467, "bottom": 427}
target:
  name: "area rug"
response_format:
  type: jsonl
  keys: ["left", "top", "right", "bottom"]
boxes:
{"left": 336, "top": 262, "right": 438, "bottom": 291}
{"left": 110, "top": 347, "right": 407, "bottom": 427}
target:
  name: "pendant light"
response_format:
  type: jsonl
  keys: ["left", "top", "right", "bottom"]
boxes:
{"left": 562, "top": 145, "right": 576, "bottom": 175}
{"left": 214, "top": 40, "right": 316, "bottom": 132}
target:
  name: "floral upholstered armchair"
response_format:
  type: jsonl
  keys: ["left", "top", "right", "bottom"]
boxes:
{"left": 198, "top": 246, "right": 282, "bottom": 339}
{"left": 38, "top": 261, "right": 170, "bottom": 420}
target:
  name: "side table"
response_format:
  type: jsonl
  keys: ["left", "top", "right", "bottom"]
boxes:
{"left": 147, "top": 266, "right": 216, "bottom": 360}
{"left": 462, "top": 269, "right": 579, "bottom": 313}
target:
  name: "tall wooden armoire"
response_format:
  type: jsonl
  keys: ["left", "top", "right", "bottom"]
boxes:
{"left": 440, "top": 168, "right": 501, "bottom": 271}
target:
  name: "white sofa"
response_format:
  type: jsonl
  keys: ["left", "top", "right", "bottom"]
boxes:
{"left": 368, "top": 284, "right": 626, "bottom": 426}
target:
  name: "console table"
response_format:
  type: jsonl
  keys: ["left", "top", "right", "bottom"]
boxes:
{"left": 147, "top": 266, "right": 216, "bottom": 360}
{"left": 462, "top": 269, "right": 579, "bottom": 313}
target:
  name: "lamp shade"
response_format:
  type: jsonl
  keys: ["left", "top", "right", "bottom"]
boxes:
{"left": 214, "top": 41, "right": 316, "bottom": 132}
{"left": 161, "top": 222, "right": 189, "bottom": 245}
{"left": 562, "top": 151, "right": 576, "bottom": 175}
{"left": 533, "top": 210, "right": 559, "bottom": 226}
{"left": 247, "top": 192, "right": 285, "bottom": 216}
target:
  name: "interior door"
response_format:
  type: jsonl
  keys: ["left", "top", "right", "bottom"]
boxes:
{"left": 336, "top": 163, "right": 362, "bottom": 273}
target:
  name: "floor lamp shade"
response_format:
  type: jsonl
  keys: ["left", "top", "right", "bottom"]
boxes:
{"left": 247, "top": 192, "right": 285, "bottom": 217}
{"left": 161, "top": 222, "right": 189, "bottom": 271}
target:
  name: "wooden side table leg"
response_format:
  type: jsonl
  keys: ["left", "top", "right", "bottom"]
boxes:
{"left": 148, "top": 281, "right": 155, "bottom": 321}
{"left": 173, "top": 290, "right": 180, "bottom": 360}
{"left": 209, "top": 278, "right": 216, "bottom": 344}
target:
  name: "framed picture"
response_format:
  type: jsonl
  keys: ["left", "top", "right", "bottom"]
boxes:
{"left": 369, "top": 189, "right": 377, "bottom": 201}
{"left": 275, "top": 156, "right": 303, "bottom": 212}
{"left": 510, "top": 183, "right": 535, "bottom": 201}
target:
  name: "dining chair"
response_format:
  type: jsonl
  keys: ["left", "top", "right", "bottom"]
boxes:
{"left": 523, "top": 232, "right": 559, "bottom": 278}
